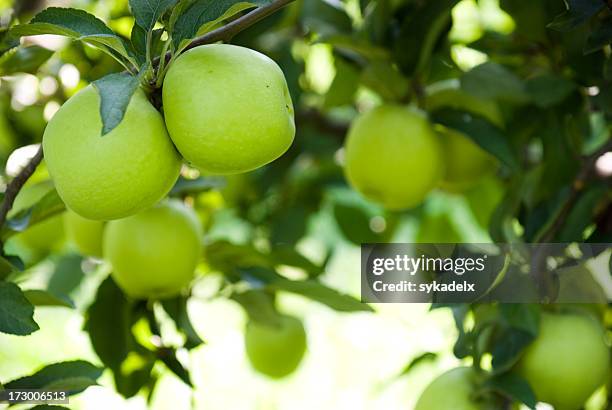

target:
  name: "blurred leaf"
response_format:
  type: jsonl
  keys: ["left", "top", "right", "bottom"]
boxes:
{"left": 10, "top": 8, "right": 136, "bottom": 65}
{"left": 0, "top": 281, "right": 39, "bottom": 335}
{"left": 270, "top": 205, "right": 308, "bottom": 245}
{"left": 393, "top": 0, "right": 459, "bottom": 75}
{"left": 397, "top": 352, "right": 437, "bottom": 377}
{"left": 490, "top": 327, "right": 534, "bottom": 372}
{"left": 585, "top": 16, "right": 612, "bottom": 54}
{"left": 557, "top": 184, "right": 608, "bottom": 241}
{"left": 301, "top": 0, "right": 352, "bottom": 36}
{"left": 499, "top": 304, "right": 540, "bottom": 336}
{"left": 324, "top": 57, "right": 360, "bottom": 108}
{"left": 130, "top": 0, "right": 178, "bottom": 31}
{"left": 157, "top": 347, "right": 192, "bottom": 387}
{"left": 0, "top": 254, "right": 23, "bottom": 281}
{"left": 3, "top": 189, "right": 66, "bottom": 240}
{"left": 42, "top": 376, "right": 98, "bottom": 393}
{"left": 161, "top": 296, "right": 204, "bottom": 349}
{"left": 172, "top": 0, "right": 271, "bottom": 50}
{"left": 93, "top": 72, "right": 141, "bottom": 136}
{"left": 241, "top": 267, "right": 373, "bottom": 312}
{"left": 0, "top": 28, "right": 19, "bottom": 57}
{"left": 360, "top": 60, "right": 410, "bottom": 102}
{"left": 232, "top": 289, "right": 282, "bottom": 326}
{"left": 485, "top": 373, "right": 537, "bottom": 409}
{"left": 170, "top": 176, "right": 226, "bottom": 196}
{"left": 0, "top": 45, "right": 53, "bottom": 76}
{"left": 270, "top": 246, "right": 324, "bottom": 277}
{"left": 461, "top": 62, "right": 530, "bottom": 104}
{"left": 319, "top": 35, "right": 389, "bottom": 60}
{"left": 22, "top": 289, "right": 74, "bottom": 308}
{"left": 4, "top": 360, "right": 102, "bottom": 391}
{"left": 525, "top": 74, "right": 575, "bottom": 108}
{"left": 84, "top": 277, "right": 131, "bottom": 370}
{"left": 29, "top": 406, "right": 70, "bottom": 410}
{"left": 47, "top": 254, "right": 85, "bottom": 297}
{"left": 431, "top": 108, "right": 520, "bottom": 171}
{"left": 333, "top": 203, "right": 382, "bottom": 244}
{"left": 547, "top": 0, "right": 604, "bottom": 31}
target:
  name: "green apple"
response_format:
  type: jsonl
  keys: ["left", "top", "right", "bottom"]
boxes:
{"left": 245, "top": 315, "right": 307, "bottom": 379}
{"left": 163, "top": 44, "right": 295, "bottom": 174}
{"left": 43, "top": 85, "right": 181, "bottom": 220}
{"left": 64, "top": 210, "right": 105, "bottom": 258}
{"left": 343, "top": 105, "right": 443, "bottom": 209}
{"left": 4, "top": 181, "right": 65, "bottom": 263}
{"left": 415, "top": 367, "right": 483, "bottom": 410}
{"left": 517, "top": 312, "right": 610, "bottom": 410}
{"left": 103, "top": 200, "right": 202, "bottom": 299}
{"left": 425, "top": 81, "right": 502, "bottom": 192}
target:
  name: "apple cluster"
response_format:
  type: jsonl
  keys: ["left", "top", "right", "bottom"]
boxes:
{"left": 343, "top": 80, "right": 499, "bottom": 210}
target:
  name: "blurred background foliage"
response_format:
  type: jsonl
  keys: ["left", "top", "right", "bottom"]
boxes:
{"left": 0, "top": 0, "right": 611, "bottom": 409}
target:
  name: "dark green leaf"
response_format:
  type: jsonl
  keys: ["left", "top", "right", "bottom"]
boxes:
{"left": 22, "top": 289, "right": 75, "bottom": 308}
{"left": 499, "top": 304, "right": 540, "bottom": 336}
{"left": 397, "top": 352, "right": 437, "bottom": 377}
{"left": 231, "top": 289, "right": 282, "bottom": 326}
{"left": 130, "top": 0, "right": 179, "bottom": 31}
{"left": 10, "top": 8, "right": 135, "bottom": 65}
{"left": 93, "top": 72, "right": 141, "bottom": 136}
{"left": 161, "top": 296, "right": 204, "bottom": 349}
{"left": 461, "top": 62, "right": 530, "bottom": 104}
{"left": 84, "top": 277, "right": 130, "bottom": 370}
{"left": 3, "top": 189, "right": 66, "bottom": 241}
{"left": 270, "top": 246, "right": 324, "bottom": 277}
{"left": 333, "top": 203, "right": 381, "bottom": 245}
{"left": 525, "top": 74, "right": 575, "bottom": 108}
{"left": 431, "top": 108, "right": 520, "bottom": 171}
{"left": 241, "top": 267, "right": 373, "bottom": 312}
{"left": 172, "top": 0, "right": 271, "bottom": 49}
{"left": 157, "top": 348, "right": 192, "bottom": 386}
{"left": 548, "top": 0, "right": 604, "bottom": 31}
{"left": 170, "top": 176, "right": 226, "bottom": 196}
{"left": 29, "top": 406, "right": 71, "bottom": 410}
{"left": 5, "top": 360, "right": 102, "bottom": 391}
{"left": 485, "top": 373, "right": 537, "bottom": 409}
{"left": 557, "top": 184, "right": 608, "bottom": 241}
{"left": 301, "top": 0, "right": 352, "bottom": 36}
{"left": 47, "top": 254, "right": 86, "bottom": 297}
{"left": 585, "top": 16, "right": 612, "bottom": 54}
{"left": 490, "top": 327, "right": 534, "bottom": 372}
{"left": 0, "top": 255, "right": 22, "bottom": 281}
{"left": 0, "top": 46, "right": 54, "bottom": 76}
{"left": 131, "top": 26, "right": 164, "bottom": 65}
{"left": 0, "top": 281, "right": 39, "bottom": 335}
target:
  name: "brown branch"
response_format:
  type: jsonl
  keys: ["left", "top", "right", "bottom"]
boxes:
{"left": 0, "top": 146, "right": 43, "bottom": 229}
{"left": 0, "top": 0, "right": 296, "bottom": 230}
{"left": 154, "top": 0, "right": 296, "bottom": 67}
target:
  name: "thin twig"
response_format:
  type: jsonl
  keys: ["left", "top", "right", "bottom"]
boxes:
{"left": 0, "top": 0, "right": 296, "bottom": 230}
{"left": 0, "top": 146, "right": 43, "bottom": 229}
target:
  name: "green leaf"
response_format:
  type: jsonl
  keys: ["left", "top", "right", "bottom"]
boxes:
{"left": 360, "top": 60, "right": 410, "bottom": 102}
{"left": 47, "top": 254, "right": 86, "bottom": 297}
{"left": 333, "top": 203, "right": 383, "bottom": 245}
{"left": 430, "top": 108, "right": 520, "bottom": 171}
{"left": 161, "top": 296, "right": 204, "bottom": 349}
{"left": 499, "top": 304, "right": 540, "bottom": 336}
{"left": 231, "top": 289, "right": 282, "bottom": 326}
{"left": 490, "top": 327, "right": 535, "bottom": 372}
{"left": 157, "top": 348, "right": 193, "bottom": 386}
{"left": 129, "top": 0, "right": 179, "bottom": 31}
{"left": 22, "top": 289, "right": 75, "bottom": 308}
{"left": 557, "top": 184, "right": 608, "bottom": 241}
{"left": 301, "top": 0, "right": 352, "bottom": 36}
{"left": 29, "top": 406, "right": 70, "bottom": 410}
{"left": 585, "top": 16, "right": 612, "bottom": 54}
{"left": 0, "top": 255, "right": 22, "bottom": 281}
{"left": 525, "top": 74, "right": 575, "bottom": 108}
{"left": 169, "top": 176, "right": 226, "bottom": 196}
{"left": 461, "top": 62, "right": 530, "bottom": 104}
{"left": 547, "top": 0, "right": 604, "bottom": 31}
{"left": 172, "top": 0, "right": 271, "bottom": 50}
{"left": 0, "top": 281, "right": 39, "bottom": 336}
{"left": 131, "top": 25, "right": 164, "bottom": 65}
{"left": 93, "top": 72, "right": 141, "bottom": 136}
{"left": 0, "top": 46, "right": 54, "bottom": 76}
{"left": 397, "top": 352, "right": 437, "bottom": 377}
{"left": 242, "top": 267, "right": 373, "bottom": 312}
{"left": 84, "top": 277, "right": 131, "bottom": 370}
{"left": 485, "top": 373, "right": 537, "bottom": 409}
{"left": 10, "top": 8, "right": 136, "bottom": 66}
{"left": 0, "top": 28, "right": 19, "bottom": 57}
{"left": 3, "top": 189, "right": 66, "bottom": 241}
{"left": 4, "top": 360, "right": 102, "bottom": 391}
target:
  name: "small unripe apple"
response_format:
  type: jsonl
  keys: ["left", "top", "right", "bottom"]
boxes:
{"left": 343, "top": 105, "right": 443, "bottom": 209}
{"left": 163, "top": 44, "right": 295, "bottom": 174}
{"left": 425, "top": 81, "right": 502, "bottom": 192}
{"left": 43, "top": 86, "right": 181, "bottom": 220}
{"left": 64, "top": 210, "right": 105, "bottom": 258}
{"left": 245, "top": 315, "right": 307, "bottom": 379}
{"left": 415, "top": 367, "right": 483, "bottom": 410}
{"left": 517, "top": 312, "right": 610, "bottom": 410}
{"left": 103, "top": 201, "right": 203, "bottom": 299}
